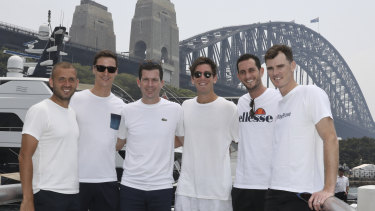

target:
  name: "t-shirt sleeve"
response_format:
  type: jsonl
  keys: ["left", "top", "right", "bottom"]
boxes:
{"left": 175, "top": 105, "right": 184, "bottom": 137}
{"left": 118, "top": 107, "right": 128, "bottom": 139}
{"left": 307, "top": 86, "right": 333, "bottom": 125}
{"left": 22, "top": 103, "right": 48, "bottom": 141}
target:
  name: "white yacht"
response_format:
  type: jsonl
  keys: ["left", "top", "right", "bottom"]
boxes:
{"left": 0, "top": 22, "right": 67, "bottom": 174}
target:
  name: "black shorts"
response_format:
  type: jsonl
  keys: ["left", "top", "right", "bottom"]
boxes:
{"left": 119, "top": 185, "right": 173, "bottom": 211}
{"left": 34, "top": 190, "right": 79, "bottom": 211}
{"left": 231, "top": 187, "right": 267, "bottom": 211}
{"left": 79, "top": 181, "right": 119, "bottom": 211}
{"left": 264, "top": 189, "right": 311, "bottom": 211}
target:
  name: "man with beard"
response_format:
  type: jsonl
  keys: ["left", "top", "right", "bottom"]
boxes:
{"left": 232, "top": 54, "right": 281, "bottom": 211}
{"left": 19, "top": 62, "right": 80, "bottom": 211}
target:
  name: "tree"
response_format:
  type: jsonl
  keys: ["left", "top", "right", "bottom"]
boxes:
{"left": 339, "top": 137, "right": 375, "bottom": 168}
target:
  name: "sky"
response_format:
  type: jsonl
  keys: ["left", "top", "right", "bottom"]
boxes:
{"left": 0, "top": 0, "right": 374, "bottom": 117}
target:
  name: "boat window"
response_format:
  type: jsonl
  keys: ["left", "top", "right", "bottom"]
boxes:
{"left": 0, "top": 113, "right": 23, "bottom": 131}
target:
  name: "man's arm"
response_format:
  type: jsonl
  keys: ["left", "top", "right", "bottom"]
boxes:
{"left": 174, "top": 136, "right": 184, "bottom": 148}
{"left": 19, "top": 134, "right": 38, "bottom": 211}
{"left": 116, "top": 138, "right": 126, "bottom": 151}
{"left": 308, "top": 117, "right": 339, "bottom": 211}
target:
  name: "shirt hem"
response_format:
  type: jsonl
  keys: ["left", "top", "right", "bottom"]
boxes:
{"left": 121, "top": 181, "right": 172, "bottom": 191}
{"left": 233, "top": 184, "right": 269, "bottom": 190}
{"left": 79, "top": 177, "right": 117, "bottom": 183}
{"left": 175, "top": 192, "right": 231, "bottom": 200}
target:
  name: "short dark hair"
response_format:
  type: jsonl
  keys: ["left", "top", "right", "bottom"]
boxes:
{"left": 189, "top": 57, "right": 217, "bottom": 78}
{"left": 138, "top": 60, "right": 163, "bottom": 80}
{"left": 264, "top": 45, "right": 294, "bottom": 63}
{"left": 236, "top": 54, "right": 261, "bottom": 72}
{"left": 93, "top": 50, "right": 118, "bottom": 67}
{"left": 51, "top": 62, "right": 76, "bottom": 79}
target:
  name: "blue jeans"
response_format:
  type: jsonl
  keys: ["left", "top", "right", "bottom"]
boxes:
{"left": 119, "top": 185, "right": 173, "bottom": 211}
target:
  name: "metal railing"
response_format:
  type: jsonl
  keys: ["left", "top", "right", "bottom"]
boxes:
{"left": 0, "top": 184, "right": 22, "bottom": 205}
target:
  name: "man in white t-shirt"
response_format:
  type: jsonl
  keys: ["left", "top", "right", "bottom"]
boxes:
{"left": 175, "top": 57, "right": 239, "bottom": 211}
{"left": 335, "top": 167, "right": 349, "bottom": 202}
{"left": 232, "top": 54, "right": 281, "bottom": 211}
{"left": 117, "top": 60, "right": 184, "bottom": 211}
{"left": 264, "top": 45, "right": 339, "bottom": 211}
{"left": 19, "top": 62, "right": 80, "bottom": 211}
{"left": 70, "top": 50, "right": 125, "bottom": 211}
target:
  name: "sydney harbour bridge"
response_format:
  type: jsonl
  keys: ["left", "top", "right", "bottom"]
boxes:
{"left": 0, "top": 20, "right": 374, "bottom": 138}
{"left": 178, "top": 21, "right": 375, "bottom": 139}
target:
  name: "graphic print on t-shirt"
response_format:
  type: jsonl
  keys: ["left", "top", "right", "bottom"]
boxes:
{"left": 239, "top": 108, "right": 273, "bottom": 123}
{"left": 110, "top": 113, "right": 121, "bottom": 130}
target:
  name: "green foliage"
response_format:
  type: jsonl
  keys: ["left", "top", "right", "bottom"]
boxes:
{"left": 114, "top": 73, "right": 141, "bottom": 100}
{"left": 164, "top": 85, "right": 196, "bottom": 97}
{"left": 339, "top": 137, "right": 375, "bottom": 168}
{"left": 73, "top": 63, "right": 94, "bottom": 84}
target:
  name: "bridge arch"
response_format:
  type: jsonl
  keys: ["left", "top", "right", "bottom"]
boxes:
{"left": 179, "top": 21, "right": 375, "bottom": 137}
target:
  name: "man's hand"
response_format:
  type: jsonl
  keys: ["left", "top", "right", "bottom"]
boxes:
{"left": 308, "top": 190, "right": 334, "bottom": 211}
{"left": 20, "top": 198, "right": 35, "bottom": 211}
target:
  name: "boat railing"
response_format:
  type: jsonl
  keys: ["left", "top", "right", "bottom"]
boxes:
{"left": 0, "top": 184, "right": 22, "bottom": 205}
{"left": 0, "top": 127, "right": 23, "bottom": 132}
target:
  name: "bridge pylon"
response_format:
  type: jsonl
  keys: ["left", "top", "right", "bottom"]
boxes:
{"left": 129, "top": 0, "right": 180, "bottom": 87}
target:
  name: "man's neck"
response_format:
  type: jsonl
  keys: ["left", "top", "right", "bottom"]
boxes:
{"left": 249, "top": 86, "right": 267, "bottom": 99}
{"left": 141, "top": 97, "right": 161, "bottom": 105}
{"left": 197, "top": 92, "right": 218, "bottom": 104}
{"left": 280, "top": 82, "right": 298, "bottom": 97}
{"left": 90, "top": 86, "right": 111, "bottom": 97}
{"left": 50, "top": 96, "right": 69, "bottom": 108}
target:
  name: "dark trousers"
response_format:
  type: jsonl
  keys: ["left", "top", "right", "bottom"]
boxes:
{"left": 34, "top": 190, "right": 79, "bottom": 211}
{"left": 79, "top": 182, "right": 119, "bottom": 211}
{"left": 231, "top": 187, "right": 267, "bottom": 211}
{"left": 334, "top": 191, "right": 347, "bottom": 202}
{"left": 264, "top": 189, "right": 311, "bottom": 211}
{"left": 119, "top": 184, "right": 173, "bottom": 211}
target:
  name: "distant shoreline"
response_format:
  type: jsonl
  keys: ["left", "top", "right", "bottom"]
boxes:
{"left": 349, "top": 179, "right": 375, "bottom": 186}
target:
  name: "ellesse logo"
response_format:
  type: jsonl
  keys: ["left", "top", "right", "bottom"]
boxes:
{"left": 239, "top": 108, "right": 274, "bottom": 123}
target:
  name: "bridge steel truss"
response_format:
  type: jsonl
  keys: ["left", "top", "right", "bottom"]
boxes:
{"left": 179, "top": 21, "right": 375, "bottom": 137}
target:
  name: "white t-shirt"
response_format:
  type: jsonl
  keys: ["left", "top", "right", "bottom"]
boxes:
{"left": 70, "top": 89, "right": 125, "bottom": 183}
{"left": 118, "top": 98, "right": 184, "bottom": 191}
{"left": 22, "top": 99, "right": 79, "bottom": 194}
{"left": 176, "top": 97, "right": 239, "bottom": 200}
{"left": 234, "top": 89, "right": 281, "bottom": 190}
{"left": 335, "top": 176, "right": 349, "bottom": 193}
{"left": 270, "top": 85, "right": 332, "bottom": 193}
